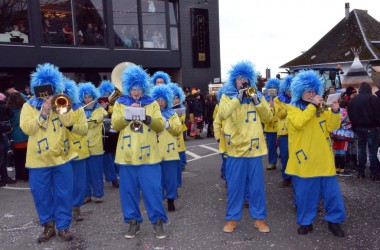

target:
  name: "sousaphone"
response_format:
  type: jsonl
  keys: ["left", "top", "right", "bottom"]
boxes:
{"left": 109, "top": 61, "right": 137, "bottom": 104}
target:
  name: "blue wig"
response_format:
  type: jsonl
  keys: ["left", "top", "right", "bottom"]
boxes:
{"left": 151, "top": 71, "right": 171, "bottom": 85}
{"left": 62, "top": 78, "right": 79, "bottom": 104}
{"left": 224, "top": 61, "right": 257, "bottom": 97}
{"left": 98, "top": 80, "right": 115, "bottom": 97}
{"left": 78, "top": 82, "right": 100, "bottom": 103}
{"left": 121, "top": 65, "right": 152, "bottom": 96}
{"left": 30, "top": 63, "right": 64, "bottom": 96}
{"left": 290, "top": 70, "right": 324, "bottom": 105}
{"left": 265, "top": 78, "right": 280, "bottom": 90}
{"left": 279, "top": 75, "right": 293, "bottom": 94}
{"left": 217, "top": 85, "right": 227, "bottom": 101}
{"left": 151, "top": 84, "right": 174, "bottom": 108}
{"left": 167, "top": 82, "right": 185, "bottom": 103}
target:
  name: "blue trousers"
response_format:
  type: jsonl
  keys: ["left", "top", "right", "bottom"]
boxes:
{"left": 29, "top": 162, "right": 73, "bottom": 230}
{"left": 85, "top": 154, "right": 104, "bottom": 198}
{"left": 118, "top": 163, "right": 167, "bottom": 224}
{"left": 72, "top": 159, "right": 86, "bottom": 207}
{"left": 162, "top": 160, "right": 178, "bottom": 199}
{"left": 278, "top": 135, "right": 291, "bottom": 180}
{"left": 265, "top": 132, "right": 278, "bottom": 164}
{"left": 292, "top": 176, "right": 346, "bottom": 226}
{"left": 103, "top": 153, "right": 117, "bottom": 182}
{"left": 225, "top": 157, "right": 266, "bottom": 220}
{"left": 177, "top": 151, "right": 186, "bottom": 187}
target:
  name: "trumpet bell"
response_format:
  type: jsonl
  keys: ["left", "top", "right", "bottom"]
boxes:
{"left": 245, "top": 87, "right": 257, "bottom": 98}
{"left": 51, "top": 94, "right": 72, "bottom": 114}
{"left": 108, "top": 88, "right": 123, "bottom": 105}
{"left": 130, "top": 120, "right": 143, "bottom": 133}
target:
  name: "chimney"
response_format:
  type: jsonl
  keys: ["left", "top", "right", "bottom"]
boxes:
{"left": 345, "top": 3, "right": 350, "bottom": 19}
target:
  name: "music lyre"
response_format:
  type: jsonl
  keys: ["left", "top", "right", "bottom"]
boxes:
{"left": 37, "top": 138, "right": 49, "bottom": 154}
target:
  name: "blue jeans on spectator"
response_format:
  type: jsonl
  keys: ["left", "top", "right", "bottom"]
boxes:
{"left": 354, "top": 127, "right": 379, "bottom": 177}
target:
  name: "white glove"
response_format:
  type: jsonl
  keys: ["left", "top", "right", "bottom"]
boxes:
{"left": 164, "top": 120, "right": 170, "bottom": 130}
{"left": 237, "top": 89, "right": 245, "bottom": 101}
{"left": 250, "top": 93, "right": 260, "bottom": 105}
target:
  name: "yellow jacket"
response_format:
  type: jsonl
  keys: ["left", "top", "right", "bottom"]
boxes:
{"left": 67, "top": 107, "right": 90, "bottom": 161}
{"left": 285, "top": 104, "right": 341, "bottom": 178}
{"left": 263, "top": 100, "right": 278, "bottom": 132}
{"left": 274, "top": 97, "right": 288, "bottom": 136}
{"left": 158, "top": 113, "right": 182, "bottom": 161}
{"left": 176, "top": 113, "right": 187, "bottom": 152}
{"left": 218, "top": 95, "right": 273, "bottom": 157}
{"left": 86, "top": 106, "right": 107, "bottom": 155}
{"left": 20, "top": 102, "right": 75, "bottom": 168}
{"left": 213, "top": 110, "right": 226, "bottom": 154}
{"left": 112, "top": 100, "right": 164, "bottom": 165}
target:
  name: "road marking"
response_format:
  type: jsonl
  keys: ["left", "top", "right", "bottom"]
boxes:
{"left": 187, "top": 152, "right": 219, "bottom": 162}
{"left": 186, "top": 142, "right": 218, "bottom": 149}
{"left": 185, "top": 151, "right": 201, "bottom": 159}
{"left": 199, "top": 145, "right": 219, "bottom": 153}
{"left": 1, "top": 186, "right": 30, "bottom": 190}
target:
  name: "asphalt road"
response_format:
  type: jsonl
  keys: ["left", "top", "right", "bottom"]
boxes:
{"left": 0, "top": 137, "right": 379, "bottom": 250}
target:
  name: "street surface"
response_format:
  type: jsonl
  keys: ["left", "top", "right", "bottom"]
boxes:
{"left": 0, "top": 137, "right": 379, "bottom": 250}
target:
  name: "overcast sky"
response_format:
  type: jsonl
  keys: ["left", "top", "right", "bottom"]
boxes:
{"left": 219, "top": 0, "right": 380, "bottom": 81}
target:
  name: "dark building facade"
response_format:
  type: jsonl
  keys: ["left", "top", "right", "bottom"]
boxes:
{"left": 0, "top": 0, "right": 220, "bottom": 92}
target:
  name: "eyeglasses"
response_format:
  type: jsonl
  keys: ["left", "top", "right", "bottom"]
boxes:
{"left": 236, "top": 76, "right": 249, "bottom": 82}
{"left": 131, "top": 87, "right": 142, "bottom": 92}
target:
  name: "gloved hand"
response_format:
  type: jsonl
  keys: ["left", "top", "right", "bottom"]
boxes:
{"left": 237, "top": 89, "right": 245, "bottom": 101}
{"left": 250, "top": 93, "right": 260, "bottom": 105}
{"left": 164, "top": 120, "right": 170, "bottom": 130}
{"left": 143, "top": 115, "right": 151, "bottom": 125}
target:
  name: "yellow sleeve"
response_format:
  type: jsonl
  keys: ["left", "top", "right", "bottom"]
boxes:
{"left": 71, "top": 107, "right": 88, "bottom": 136}
{"left": 255, "top": 97, "right": 273, "bottom": 124}
{"left": 167, "top": 113, "right": 182, "bottom": 137}
{"left": 20, "top": 103, "right": 42, "bottom": 136}
{"left": 107, "top": 105, "right": 113, "bottom": 116}
{"left": 274, "top": 98, "right": 287, "bottom": 119}
{"left": 147, "top": 102, "right": 165, "bottom": 133}
{"left": 88, "top": 107, "right": 106, "bottom": 129}
{"left": 58, "top": 109, "right": 75, "bottom": 127}
{"left": 325, "top": 110, "right": 341, "bottom": 133}
{"left": 213, "top": 112, "right": 221, "bottom": 141}
{"left": 218, "top": 94, "right": 240, "bottom": 120}
{"left": 287, "top": 104, "right": 317, "bottom": 130}
{"left": 212, "top": 104, "right": 219, "bottom": 120}
{"left": 111, "top": 101, "right": 129, "bottom": 132}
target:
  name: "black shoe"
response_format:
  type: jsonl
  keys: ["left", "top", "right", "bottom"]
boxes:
{"left": 153, "top": 219, "right": 166, "bottom": 239}
{"left": 58, "top": 229, "right": 73, "bottom": 241}
{"left": 1, "top": 177, "right": 16, "bottom": 184}
{"left": 125, "top": 219, "right": 140, "bottom": 239}
{"left": 328, "top": 222, "right": 344, "bottom": 237}
{"left": 112, "top": 180, "right": 120, "bottom": 188}
{"left": 167, "top": 199, "right": 175, "bottom": 212}
{"left": 297, "top": 224, "right": 313, "bottom": 235}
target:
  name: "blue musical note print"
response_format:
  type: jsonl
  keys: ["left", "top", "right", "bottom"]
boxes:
{"left": 296, "top": 149, "right": 308, "bottom": 164}
{"left": 121, "top": 135, "right": 131, "bottom": 149}
{"left": 73, "top": 140, "right": 82, "bottom": 149}
{"left": 37, "top": 138, "right": 49, "bottom": 154}
{"left": 63, "top": 139, "right": 70, "bottom": 152}
{"left": 167, "top": 142, "right": 175, "bottom": 153}
{"left": 245, "top": 111, "right": 257, "bottom": 123}
{"left": 319, "top": 120, "right": 326, "bottom": 133}
{"left": 224, "top": 134, "right": 231, "bottom": 145}
{"left": 139, "top": 145, "right": 151, "bottom": 160}
{"left": 52, "top": 118, "right": 63, "bottom": 132}
{"left": 248, "top": 138, "right": 259, "bottom": 151}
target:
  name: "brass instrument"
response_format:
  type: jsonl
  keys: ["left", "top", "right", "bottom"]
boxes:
{"left": 245, "top": 87, "right": 257, "bottom": 98}
{"left": 130, "top": 116, "right": 143, "bottom": 133}
{"left": 51, "top": 94, "right": 72, "bottom": 114}
{"left": 316, "top": 101, "right": 331, "bottom": 113}
{"left": 109, "top": 61, "right": 136, "bottom": 104}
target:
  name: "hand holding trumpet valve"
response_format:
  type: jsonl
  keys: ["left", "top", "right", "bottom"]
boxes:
{"left": 42, "top": 96, "right": 53, "bottom": 117}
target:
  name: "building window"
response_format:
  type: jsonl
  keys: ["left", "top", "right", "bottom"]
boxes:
{"left": 0, "top": 0, "right": 30, "bottom": 44}
{"left": 168, "top": 0, "right": 178, "bottom": 50}
{"left": 141, "top": 0, "right": 166, "bottom": 49}
{"left": 113, "top": 0, "right": 140, "bottom": 48}
{"left": 75, "top": 0, "right": 105, "bottom": 46}
{"left": 40, "top": 0, "right": 73, "bottom": 45}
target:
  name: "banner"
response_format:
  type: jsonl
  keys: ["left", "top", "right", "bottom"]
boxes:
{"left": 191, "top": 8, "right": 210, "bottom": 68}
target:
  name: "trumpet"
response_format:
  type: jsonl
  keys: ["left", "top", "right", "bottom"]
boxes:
{"left": 51, "top": 94, "right": 72, "bottom": 114}
{"left": 241, "top": 82, "right": 257, "bottom": 99}
{"left": 316, "top": 101, "right": 331, "bottom": 113}
{"left": 130, "top": 116, "right": 143, "bottom": 133}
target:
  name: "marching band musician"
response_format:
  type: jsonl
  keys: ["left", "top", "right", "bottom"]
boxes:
{"left": 213, "top": 86, "right": 227, "bottom": 181}
{"left": 63, "top": 79, "right": 89, "bottom": 222}
{"left": 273, "top": 75, "right": 293, "bottom": 187}
{"left": 78, "top": 82, "right": 107, "bottom": 204}
{"left": 151, "top": 71, "right": 171, "bottom": 85}
{"left": 167, "top": 82, "right": 187, "bottom": 187}
{"left": 286, "top": 70, "right": 345, "bottom": 237}
{"left": 152, "top": 84, "right": 182, "bottom": 211}
{"left": 98, "top": 80, "right": 119, "bottom": 188}
{"left": 20, "top": 63, "right": 75, "bottom": 242}
{"left": 111, "top": 65, "right": 167, "bottom": 239}
{"left": 218, "top": 61, "right": 273, "bottom": 234}
{"left": 263, "top": 78, "right": 280, "bottom": 170}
